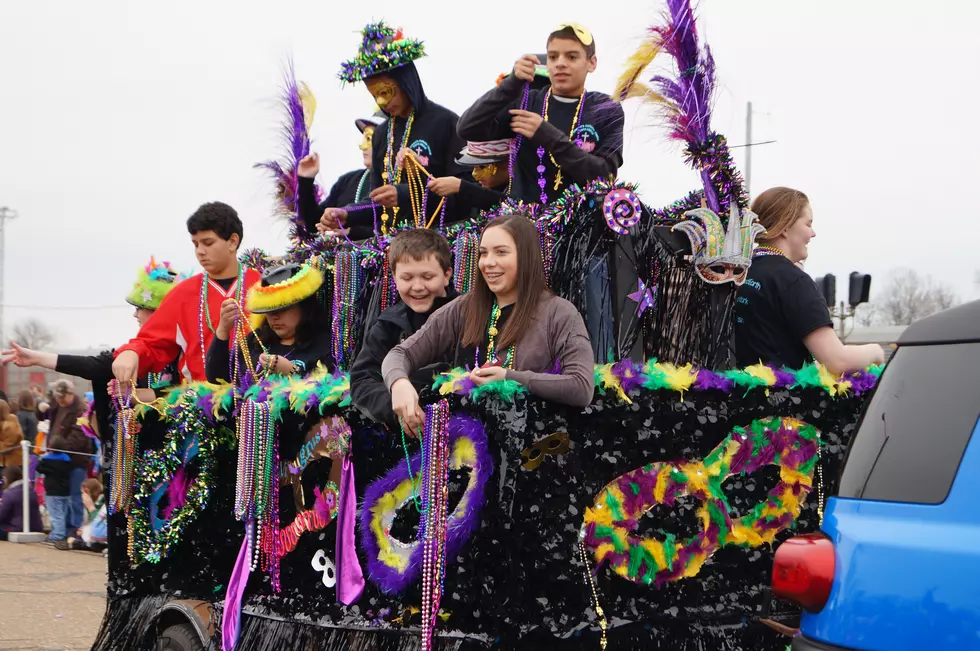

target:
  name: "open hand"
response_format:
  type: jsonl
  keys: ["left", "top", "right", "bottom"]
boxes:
{"left": 391, "top": 378, "right": 424, "bottom": 436}
{"left": 427, "top": 177, "right": 462, "bottom": 197}
{"left": 370, "top": 185, "right": 399, "bottom": 208}
{"left": 509, "top": 109, "right": 544, "bottom": 139}
{"left": 513, "top": 54, "right": 540, "bottom": 83}
{"left": 297, "top": 153, "right": 320, "bottom": 179}
{"left": 470, "top": 365, "right": 508, "bottom": 387}
{"left": 1, "top": 341, "right": 42, "bottom": 368}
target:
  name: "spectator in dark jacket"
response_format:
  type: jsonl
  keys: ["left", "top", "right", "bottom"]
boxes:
{"left": 46, "top": 379, "right": 91, "bottom": 534}
{"left": 36, "top": 450, "right": 72, "bottom": 545}
{"left": 350, "top": 229, "right": 457, "bottom": 428}
{"left": 13, "top": 391, "right": 38, "bottom": 446}
{"left": 0, "top": 466, "right": 43, "bottom": 539}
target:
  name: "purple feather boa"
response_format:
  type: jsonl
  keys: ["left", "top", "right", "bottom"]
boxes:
{"left": 359, "top": 415, "right": 493, "bottom": 595}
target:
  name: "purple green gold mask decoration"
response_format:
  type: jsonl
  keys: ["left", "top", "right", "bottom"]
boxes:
{"left": 581, "top": 416, "right": 820, "bottom": 586}
{"left": 360, "top": 414, "right": 493, "bottom": 594}
{"left": 671, "top": 203, "right": 764, "bottom": 285}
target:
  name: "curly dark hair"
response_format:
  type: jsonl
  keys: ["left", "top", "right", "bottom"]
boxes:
{"left": 186, "top": 202, "right": 244, "bottom": 247}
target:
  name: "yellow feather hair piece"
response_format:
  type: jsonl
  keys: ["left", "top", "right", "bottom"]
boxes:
{"left": 614, "top": 35, "right": 665, "bottom": 104}
{"left": 299, "top": 81, "right": 317, "bottom": 131}
{"left": 247, "top": 264, "right": 323, "bottom": 314}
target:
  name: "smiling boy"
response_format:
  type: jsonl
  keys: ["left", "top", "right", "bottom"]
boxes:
{"left": 457, "top": 23, "right": 625, "bottom": 205}
{"left": 112, "top": 202, "right": 261, "bottom": 383}
{"left": 349, "top": 229, "right": 457, "bottom": 427}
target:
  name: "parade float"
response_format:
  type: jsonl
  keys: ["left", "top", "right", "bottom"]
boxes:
{"left": 92, "top": 2, "right": 880, "bottom": 649}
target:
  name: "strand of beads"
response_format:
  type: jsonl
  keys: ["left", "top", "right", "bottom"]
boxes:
{"left": 507, "top": 82, "right": 532, "bottom": 196}
{"left": 537, "top": 220, "right": 555, "bottom": 288}
{"left": 235, "top": 398, "right": 278, "bottom": 575}
{"left": 419, "top": 400, "right": 451, "bottom": 651}
{"left": 197, "top": 263, "right": 245, "bottom": 359}
{"left": 331, "top": 249, "right": 365, "bottom": 367}
{"left": 577, "top": 540, "right": 609, "bottom": 650}
{"left": 452, "top": 230, "right": 480, "bottom": 294}
{"left": 109, "top": 380, "right": 139, "bottom": 515}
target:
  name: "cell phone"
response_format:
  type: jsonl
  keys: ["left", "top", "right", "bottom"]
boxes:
{"left": 479, "top": 357, "right": 502, "bottom": 370}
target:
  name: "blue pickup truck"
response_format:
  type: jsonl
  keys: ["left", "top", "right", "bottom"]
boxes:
{"left": 772, "top": 299, "right": 980, "bottom": 650}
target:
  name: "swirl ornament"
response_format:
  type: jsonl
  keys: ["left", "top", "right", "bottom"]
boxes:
{"left": 602, "top": 188, "right": 642, "bottom": 234}
{"left": 581, "top": 416, "right": 820, "bottom": 586}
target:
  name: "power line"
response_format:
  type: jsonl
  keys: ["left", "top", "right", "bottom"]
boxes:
{"left": 4, "top": 304, "right": 131, "bottom": 311}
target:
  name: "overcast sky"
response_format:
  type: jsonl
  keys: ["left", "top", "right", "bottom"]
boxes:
{"left": 1, "top": 0, "right": 978, "bottom": 350}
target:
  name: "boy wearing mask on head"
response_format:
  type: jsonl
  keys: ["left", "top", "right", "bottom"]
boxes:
{"left": 350, "top": 229, "right": 456, "bottom": 428}
{"left": 457, "top": 24, "right": 625, "bottom": 205}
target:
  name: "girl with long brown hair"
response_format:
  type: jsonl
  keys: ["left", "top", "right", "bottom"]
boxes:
{"left": 382, "top": 212, "right": 595, "bottom": 431}
{"left": 734, "top": 187, "right": 884, "bottom": 373}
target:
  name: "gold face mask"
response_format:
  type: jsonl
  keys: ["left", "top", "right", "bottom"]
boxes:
{"left": 360, "top": 126, "right": 375, "bottom": 152}
{"left": 366, "top": 79, "right": 397, "bottom": 108}
{"left": 472, "top": 163, "right": 498, "bottom": 182}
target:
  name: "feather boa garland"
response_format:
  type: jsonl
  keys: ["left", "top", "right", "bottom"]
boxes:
{"left": 434, "top": 361, "right": 882, "bottom": 403}
{"left": 141, "top": 361, "right": 879, "bottom": 423}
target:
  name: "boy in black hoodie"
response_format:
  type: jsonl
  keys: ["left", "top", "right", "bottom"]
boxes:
{"left": 457, "top": 24, "right": 625, "bottom": 205}
{"left": 350, "top": 230, "right": 456, "bottom": 428}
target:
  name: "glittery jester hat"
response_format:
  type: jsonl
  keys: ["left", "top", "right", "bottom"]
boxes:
{"left": 125, "top": 257, "right": 188, "bottom": 310}
{"left": 671, "top": 202, "right": 765, "bottom": 285}
{"left": 338, "top": 21, "right": 426, "bottom": 85}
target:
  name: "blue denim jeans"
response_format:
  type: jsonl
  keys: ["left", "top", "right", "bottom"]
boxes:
{"left": 46, "top": 495, "right": 70, "bottom": 541}
{"left": 69, "top": 466, "right": 87, "bottom": 530}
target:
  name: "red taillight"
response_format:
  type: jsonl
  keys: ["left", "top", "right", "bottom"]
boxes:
{"left": 771, "top": 533, "right": 836, "bottom": 612}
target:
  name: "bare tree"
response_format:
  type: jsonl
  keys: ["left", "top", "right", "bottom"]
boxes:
{"left": 854, "top": 303, "right": 881, "bottom": 328}
{"left": 11, "top": 318, "right": 57, "bottom": 349}
{"left": 878, "top": 268, "right": 959, "bottom": 326}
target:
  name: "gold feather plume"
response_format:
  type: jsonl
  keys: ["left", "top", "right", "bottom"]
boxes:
{"left": 614, "top": 34, "right": 667, "bottom": 106}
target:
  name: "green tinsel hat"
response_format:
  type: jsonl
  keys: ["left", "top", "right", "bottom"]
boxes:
{"left": 125, "top": 257, "right": 188, "bottom": 310}
{"left": 338, "top": 21, "right": 426, "bottom": 85}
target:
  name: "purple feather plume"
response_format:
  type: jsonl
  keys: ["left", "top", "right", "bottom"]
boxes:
{"left": 253, "top": 59, "right": 322, "bottom": 239}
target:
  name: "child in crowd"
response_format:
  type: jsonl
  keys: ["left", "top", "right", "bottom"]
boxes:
{"left": 0, "top": 466, "right": 43, "bottom": 540}
{"left": 0, "top": 399, "right": 23, "bottom": 468}
{"left": 383, "top": 213, "right": 595, "bottom": 432}
{"left": 66, "top": 478, "right": 107, "bottom": 552}
{"left": 350, "top": 229, "right": 457, "bottom": 427}
{"left": 36, "top": 447, "right": 73, "bottom": 547}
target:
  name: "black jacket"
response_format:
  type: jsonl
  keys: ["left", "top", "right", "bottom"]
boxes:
{"left": 350, "top": 288, "right": 459, "bottom": 428}
{"left": 55, "top": 351, "right": 178, "bottom": 448}
{"left": 297, "top": 170, "right": 376, "bottom": 240}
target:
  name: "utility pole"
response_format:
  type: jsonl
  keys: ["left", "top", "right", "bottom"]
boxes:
{"left": 0, "top": 206, "right": 17, "bottom": 393}
{"left": 745, "top": 101, "right": 753, "bottom": 198}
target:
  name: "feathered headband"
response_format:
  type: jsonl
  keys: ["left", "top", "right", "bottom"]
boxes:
{"left": 339, "top": 21, "right": 426, "bottom": 85}
{"left": 125, "top": 257, "right": 188, "bottom": 310}
{"left": 247, "top": 263, "right": 323, "bottom": 315}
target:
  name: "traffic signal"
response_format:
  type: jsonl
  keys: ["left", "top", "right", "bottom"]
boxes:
{"left": 848, "top": 272, "right": 871, "bottom": 308}
{"left": 814, "top": 274, "right": 836, "bottom": 309}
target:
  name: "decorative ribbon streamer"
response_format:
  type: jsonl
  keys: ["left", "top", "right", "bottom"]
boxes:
{"left": 336, "top": 452, "right": 365, "bottom": 605}
{"left": 222, "top": 521, "right": 254, "bottom": 651}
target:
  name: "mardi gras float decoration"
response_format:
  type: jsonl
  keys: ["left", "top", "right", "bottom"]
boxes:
{"left": 91, "top": 1, "right": 877, "bottom": 649}
{"left": 93, "top": 360, "right": 880, "bottom": 651}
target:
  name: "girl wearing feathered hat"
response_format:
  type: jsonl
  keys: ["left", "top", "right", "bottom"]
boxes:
{"left": 205, "top": 263, "right": 332, "bottom": 383}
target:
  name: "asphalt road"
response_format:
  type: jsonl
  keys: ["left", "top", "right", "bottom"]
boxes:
{"left": 0, "top": 542, "right": 106, "bottom": 651}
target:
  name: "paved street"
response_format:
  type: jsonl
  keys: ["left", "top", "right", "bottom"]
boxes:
{"left": 0, "top": 542, "right": 106, "bottom": 651}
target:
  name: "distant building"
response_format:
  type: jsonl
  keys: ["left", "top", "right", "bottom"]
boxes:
{"left": 843, "top": 325, "right": 907, "bottom": 362}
